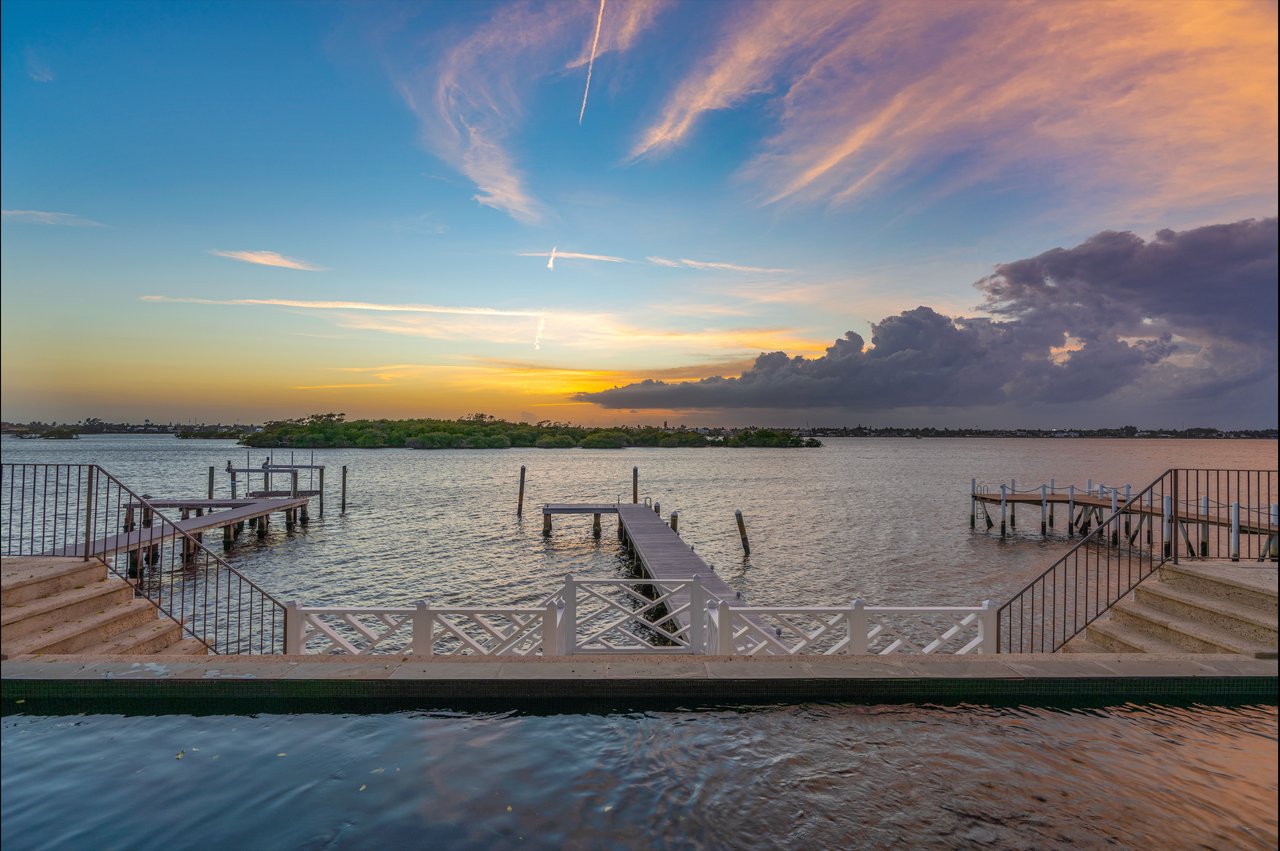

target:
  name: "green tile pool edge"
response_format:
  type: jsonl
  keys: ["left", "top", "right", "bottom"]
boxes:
{"left": 4, "top": 674, "right": 1276, "bottom": 715}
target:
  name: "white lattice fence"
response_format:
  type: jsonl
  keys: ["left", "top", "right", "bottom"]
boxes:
{"left": 563, "top": 577, "right": 699, "bottom": 654}
{"left": 285, "top": 601, "right": 553, "bottom": 656}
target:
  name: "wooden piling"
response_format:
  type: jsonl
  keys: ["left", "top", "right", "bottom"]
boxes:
{"left": 1009, "top": 479, "right": 1016, "bottom": 528}
{"left": 341, "top": 465, "right": 348, "bottom": 513}
{"left": 592, "top": 513, "right": 601, "bottom": 538}
{"left": 257, "top": 513, "right": 268, "bottom": 539}
{"left": 999, "top": 484, "right": 1007, "bottom": 539}
{"left": 1040, "top": 485, "right": 1047, "bottom": 536}
{"left": 1199, "top": 495, "right": 1210, "bottom": 557}
{"left": 670, "top": 511, "right": 679, "bottom": 534}
{"left": 632, "top": 466, "right": 638, "bottom": 503}
{"left": 223, "top": 524, "right": 233, "bottom": 551}
{"left": 970, "top": 478, "right": 976, "bottom": 529}
{"left": 318, "top": 467, "right": 325, "bottom": 517}
{"left": 654, "top": 501, "right": 661, "bottom": 516}
{"left": 1048, "top": 479, "right": 1055, "bottom": 528}
{"left": 291, "top": 470, "right": 299, "bottom": 499}
{"left": 735, "top": 509, "right": 750, "bottom": 556}
{"left": 517, "top": 465, "right": 526, "bottom": 517}
{"left": 207, "top": 466, "right": 215, "bottom": 499}
{"left": 543, "top": 513, "right": 552, "bottom": 537}
{"left": 1067, "top": 485, "right": 1075, "bottom": 536}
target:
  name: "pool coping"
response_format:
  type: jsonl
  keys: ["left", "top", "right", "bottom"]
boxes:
{"left": 3, "top": 653, "right": 1275, "bottom": 713}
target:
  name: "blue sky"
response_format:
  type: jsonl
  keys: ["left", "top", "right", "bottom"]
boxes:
{"left": 3, "top": 0, "right": 1277, "bottom": 427}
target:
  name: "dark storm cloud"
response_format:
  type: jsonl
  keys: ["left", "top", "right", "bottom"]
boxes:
{"left": 577, "top": 218, "right": 1277, "bottom": 418}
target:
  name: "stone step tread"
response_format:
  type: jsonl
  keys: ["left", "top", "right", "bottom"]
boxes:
{"left": 166, "top": 638, "right": 211, "bottom": 655}
{"left": 1087, "top": 616, "right": 1186, "bottom": 654}
{"left": 1061, "top": 635, "right": 1109, "bottom": 653}
{"left": 0, "top": 577, "right": 131, "bottom": 627}
{"left": 83, "top": 617, "right": 184, "bottom": 655}
{"left": 0, "top": 598, "right": 157, "bottom": 657}
{"left": 1162, "top": 562, "right": 1278, "bottom": 600}
{"left": 1139, "top": 581, "right": 1278, "bottom": 629}
{"left": 1, "top": 557, "right": 104, "bottom": 591}
{"left": 1113, "top": 598, "right": 1274, "bottom": 655}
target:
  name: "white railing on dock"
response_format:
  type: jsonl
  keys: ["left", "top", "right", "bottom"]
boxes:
{"left": 284, "top": 577, "right": 995, "bottom": 657}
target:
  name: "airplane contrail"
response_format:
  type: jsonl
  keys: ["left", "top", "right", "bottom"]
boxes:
{"left": 548, "top": 246, "right": 558, "bottom": 271}
{"left": 579, "top": 0, "right": 606, "bottom": 125}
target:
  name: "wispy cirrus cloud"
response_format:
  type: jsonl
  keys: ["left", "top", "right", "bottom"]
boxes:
{"left": 633, "top": 0, "right": 1277, "bottom": 221}
{"left": 647, "top": 256, "right": 790, "bottom": 274}
{"left": 2, "top": 210, "right": 104, "bottom": 227}
{"left": 141, "top": 295, "right": 540, "bottom": 317}
{"left": 209, "top": 249, "right": 324, "bottom": 271}
{"left": 389, "top": 1, "right": 664, "bottom": 223}
{"left": 25, "top": 50, "right": 54, "bottom": 83}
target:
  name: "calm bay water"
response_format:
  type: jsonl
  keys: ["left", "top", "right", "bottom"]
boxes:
{"left": 1, "top": 434, "right": 1273, "bottom": 608}
{"left": 2, "top": 436, "right": 1276, "bottom": 847}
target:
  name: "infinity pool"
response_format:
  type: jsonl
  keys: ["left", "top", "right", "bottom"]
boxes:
{"left": 3, "top": 703, "right": 1276, "bottom": 849}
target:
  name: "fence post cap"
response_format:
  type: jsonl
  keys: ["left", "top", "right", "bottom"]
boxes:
{"left": 852, "top": 598, "right": 865, "bottom": 610}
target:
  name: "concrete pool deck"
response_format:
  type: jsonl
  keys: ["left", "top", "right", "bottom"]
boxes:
{"left": 2, "top": 652, "right": 1275, "bottom": 713}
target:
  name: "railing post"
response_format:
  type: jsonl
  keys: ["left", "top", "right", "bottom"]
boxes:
{"left": 1171, "top": 471, "right": 1180, "bottom": 564}
{"left": 542, "top": 600, "right": 558, "bottom": 656}
{"left": 688, "top": 575, "right": 705, "bottom": 654}
{"left": 715, "top": 599, "right": 734, "bottom": 655}
{"left": 79, "top": 466, "right": 96, "bottom": 561}
{"left": 977, "top": 600, "right": 996, "bottom": 654}
{"left": 412, "top": 600, "right": 432, "bottom": 656}
{"left": 849, "top": 599, "right": 868, "bottom": 654}
{"left": 1162, "top": 495, "right": 1172, "bottom": 558}
{"left": 1270, "top": 504, "right": 1279, "bottom": 561}
{"left": 285, "top": 601, "right": 304, "bottom": 654}
{"left": 562, "top": 574, "right": 576, "bottom": 655}
{"left": 556, "top": 600, "right": 568, "bottom": 654}
{"left": 1230, "top": 502, "right": 1240, "bottom": 562}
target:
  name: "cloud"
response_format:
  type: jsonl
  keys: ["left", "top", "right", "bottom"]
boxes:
{"left": 632, "top": 1, "right": 1277, "bottom": 221}
{"left": 647, "top": 256, "right": 790, "bottom": 273}
{"left": 579, "top": 0, "right": 606, "bottom": 124}
{"left": 577, "top": 219, "right": 1278, "bottom": 422}
{"left": 2, "top": 210, "right": 103, "bottom": 227}
{"left": 389, "top": 1, "right": 663, "bottom": 223}
{"left": 209, "top": 249, "right": 325, "bottom": 271}
{"left": 25, "top": 50, "right": 54, "bottom": 83}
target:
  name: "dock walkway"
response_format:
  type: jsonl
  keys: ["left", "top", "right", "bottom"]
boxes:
{"left": 543, "top": 502, "right": 753, "bottom": 632}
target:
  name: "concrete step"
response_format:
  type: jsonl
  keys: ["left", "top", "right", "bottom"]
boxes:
{"left": 1085, "top": 615, "right": 1185, "bottom": 654}
{"left": 1136, "top": 581, "right": 1278, "bottom": 648}
{"left": 1060, "top": 634, "right": 1109, "bottom": 653}
{"left": 82, "top": 616, "right": 185, "bottom": 655}
{"left": 1159, "top": 562, "right": 1278, "bottom": 611}
{"left": 165, "top": 638, "right": 211, "bottom": 655}
{"left": 1, "top": 557, "right": 106, "bottom": 606}
{"left": 1, "top": 597, "right": 158, "bottom": 658}
{"left": 0, "top": 578, "right": 134, "bottom": 639}
{"left": 1110, "top": 598, "right": 1272, "bottom": 655}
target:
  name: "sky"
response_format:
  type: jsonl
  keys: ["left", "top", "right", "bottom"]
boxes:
{"left": 1, "top": 0, "right": 1276, "bottom": 429}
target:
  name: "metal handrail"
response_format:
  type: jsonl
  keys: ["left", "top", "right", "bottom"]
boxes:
{"left": 2, "top": 463, "right": 286, "bottom": 654}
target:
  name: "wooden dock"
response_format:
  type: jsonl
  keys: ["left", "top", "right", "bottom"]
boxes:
{"left": 972, "top": 491, "right": 1276, "bottom": 535}
{"left": 542, "top": 502, "right": 754, "bottom": 631}
{"left": 59, "top": 495, "right": 310, "bottom": 560}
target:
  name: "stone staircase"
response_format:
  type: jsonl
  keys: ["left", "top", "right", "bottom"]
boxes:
{"left": 1064, "top": 561, "right": 1278, "bottom": 655}
{"left": 1, "top": 556, "right": 207, "bottom": 658}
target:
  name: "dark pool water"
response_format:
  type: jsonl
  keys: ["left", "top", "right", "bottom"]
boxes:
{"left": 3, "top": 703, "right": 1276, "bottom": 849}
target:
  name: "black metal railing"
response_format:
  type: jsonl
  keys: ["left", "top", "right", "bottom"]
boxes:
{"left": 996, "top": 468, "right": 1277, "bottom": 653}
{"left": 1, "top": 463, "right": 285, "bottom": 654}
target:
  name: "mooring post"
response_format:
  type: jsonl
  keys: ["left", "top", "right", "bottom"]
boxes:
{"left": 1049, "top": 479, "right": 1055, "bottom": 528}
{"left": 592, "top": 512, "right": 601, "bottom": 538}
{"left": 291, "top": 470, "right": 299, "bottom": 499}
{"left": 517, "top": 465, "right": 526, "bottom": 517}
{"left": 735, "top": 509, "right": 750, "bottom": 555}
{"left": 1199, "top": 495, "right": 1210, "bottom": 557}
{"left": 223, "top": 524, "right": 233, "bottom": 551}
{"left": 1230, "top": 502, "right": 1240, "bottom": 561}
{"left": 207, "top": 466, "right": 215, "bottom": 500}
{"left": 257, "top": 512, "right": 268, "bottom": 539}
{"left": 1009, "top": 479, "right": 1016, "bottom": 528}
{"left": 341, "top": 465, "right": 348, "bottom": 514}
{"left": 318, "top": 467, "right": 325, "bottom": 517}
{"left": 632, "top": 466, "right": 638, "bottom": 503}
{"left": 1040, "top": 485, "right": 1048, "bottom": 536}
{"left": 970, "top": 478, "right": 976, "bottom": 529}
{"left": 999, "top": 484, "right": 1007, "bottom": 539}
{"left": 1067, "top": 485, "right": 1075, "bottom": 536}
{"left": 543, "top": 512, "right": 552, "bottom": 537}
{"left": 654, "top": 500, "right": 661, "bottom": 516}
{"left": 670, "top": 511, "right": 679, "bottom": 534}
{"left": 1110, "top": 489, "right": 1119, "bottom": 546}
